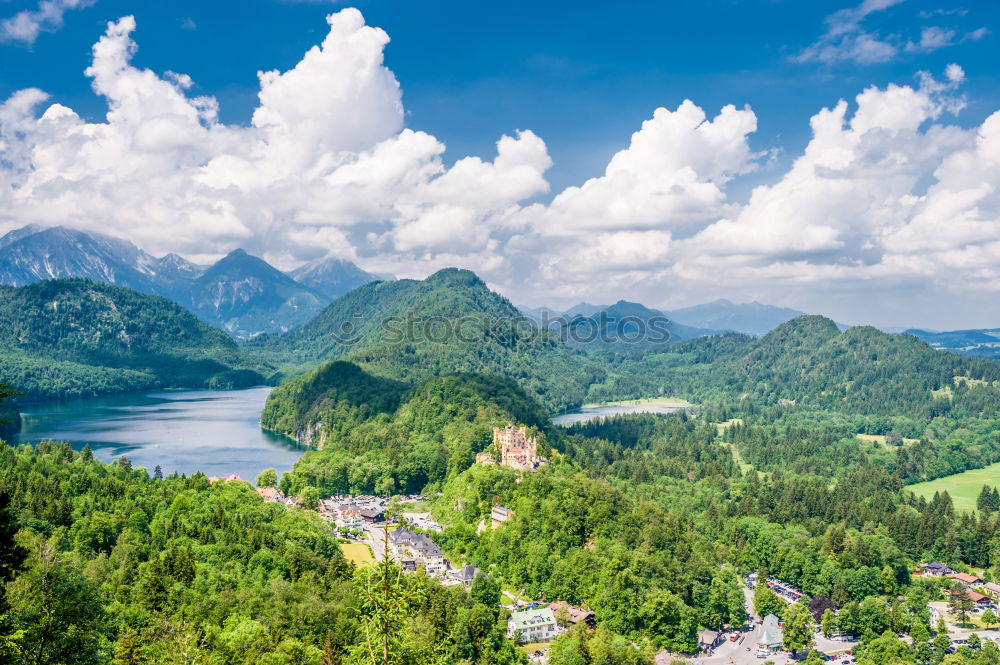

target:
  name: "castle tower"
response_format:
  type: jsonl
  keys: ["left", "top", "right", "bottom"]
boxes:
{"left": 493, "top": 424, "right": 540, "bottom": 471}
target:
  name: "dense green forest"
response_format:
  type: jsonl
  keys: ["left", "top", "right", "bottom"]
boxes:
{"left": 0, "top": 440, "right": 526, "bottom": 665}
{"left": 250, "top": 269, "right": 608, "bottom": 412}
{"left": 0, "top": 280, "right": 265, "bottom": 398}
{"left": 6, "top": 270, "right": 1000, "bottom": 665}
{"left": 276, "top": 397, "right": 1000, "bottom": 664}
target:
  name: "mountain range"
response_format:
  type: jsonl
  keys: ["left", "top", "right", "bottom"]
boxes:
{"left": 0, "top": 225, "right": 383, "bottom": 340}
{"left": 664, "top": 298, "right": 809, "bottom": 336}
{"left": 558, "top": 300, "right": 716, "bottom": 349}
{"left": 521, "top": 298, "right": 805, "bottom": 339}
{"left": 903, "top": 328, "right": 1000, "bottom": 360}
{"left": 257, "top": 269, "right": 1000, "bottom": 432}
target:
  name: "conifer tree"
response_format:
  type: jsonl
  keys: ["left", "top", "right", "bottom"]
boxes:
{"left": 351, "top": 529, "right": 425, "bottom": 665}
{"left": 113, "top": 630, "right": 147, "bottom": 665}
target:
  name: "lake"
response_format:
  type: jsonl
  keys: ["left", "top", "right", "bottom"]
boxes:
{"left": 12, "top": 388, "right": 303, "bottom": 481}
{"left": 552, "top": 400, "right": 688, "bottom": 426}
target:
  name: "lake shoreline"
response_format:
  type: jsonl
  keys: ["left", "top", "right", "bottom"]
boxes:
{"left": 552, "top": 397, "right": 693, "bottom": 426}
{"left": 12, "top": 387, "right": 303, "bottom": 481}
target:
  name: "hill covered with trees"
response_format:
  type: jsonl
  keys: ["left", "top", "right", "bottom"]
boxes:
{"left": 254, "top": 268, "right": 1000, "bottom": 421}
{"left": 274, "top": 364, "right": 551, "bottom": 495}
{"left": 601, "top": 315, "right": 1000, "bottom": 418}
{"left": 252, "top": 268, "right": 608, "bottom": 412}
{"left": 0, "top": 279, "right": 265, "bottom": 398}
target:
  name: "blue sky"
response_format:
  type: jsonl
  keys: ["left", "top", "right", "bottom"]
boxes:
{"left": 4, "top": 0, "right": 996, "bottom": 192}
{"left": 1, "top": 0, "right": 999, "bottom": 327}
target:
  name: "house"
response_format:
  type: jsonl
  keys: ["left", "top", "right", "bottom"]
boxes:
{"left": 921, "top": 563, "right": 956, "bottom": 577}
{"left": 948, "top": 572, "right": 984, "bottom": 588}
{"left": 967, "top": 590, "right": 994, "bottom": 609}
{"left": 755, "top": 614, "right": 783, "bottom": 654}
{"left": 359, "top": 507, "right": 386, "bottom": 524}
{"left": 475, "top": 451, "right": 495, "bottom": 465}
{"left": 983, "top": 582, "right": 1000, "bottom": 598}
{"left": 549, "top": 602, "right": 597, "bottom": 629}
{"left": 491, "top": 505, "right": 514, "bottom": 529}
{"left": 508, "top": 608, "right": 559, "bottom": 644}
{"left": 336, "top": 509, "right": 363, "bottom": 531}
{"left": 388, "top": 528, "right": 449, "bottom": 576}
{"left": 448, "top": 565, "right": 483, "bottom": 588}
{"left": 698, "top": 630, "right": 722, "bottom": 652}
{"left": 257, "top": 487, "right": 283, "bottom": 502}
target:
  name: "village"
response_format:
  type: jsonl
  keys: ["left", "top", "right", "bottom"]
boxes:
{"left": 249, "top": 425, "right": 1000, "bottom": 665}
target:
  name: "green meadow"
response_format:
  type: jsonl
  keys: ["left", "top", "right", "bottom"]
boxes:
{"left": 907, "top": 462, "right": 1000, "bottom": 514}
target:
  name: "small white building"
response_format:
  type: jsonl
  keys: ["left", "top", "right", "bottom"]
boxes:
{"left": 508, "top": 608, "right": 559, "bottom": 644}
{"left": 755, "top": 614, "right": 783, "bottom": 655}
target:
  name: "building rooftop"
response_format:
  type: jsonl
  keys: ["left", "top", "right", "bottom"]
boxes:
{"left": 757, "top": 614, "right": 783, "bottom": 646}
{"left": 509, "top": 608, "right": 557, "bottom": 630}
{"left": 451, "top": 565, "right": 482, "bottom": 582}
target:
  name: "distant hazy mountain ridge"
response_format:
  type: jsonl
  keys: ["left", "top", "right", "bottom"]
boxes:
{"left": 522, "top": 298, "right": 838, "bottom": 337}
{"left": 665, "top": 298, "right": 808, "bottom": 336}
{"left": 904, "top": 328, "right": 1000, "bottom": 360}
{"left": 0, "top": 225, "right": 382, "bottom": 339}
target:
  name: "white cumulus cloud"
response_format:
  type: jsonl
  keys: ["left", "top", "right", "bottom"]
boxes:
{"left": 1, "top": 10, "right": 1000, "bottom": 327}
{"left": 1, "top": 0, "right": 94, "bottom": 46}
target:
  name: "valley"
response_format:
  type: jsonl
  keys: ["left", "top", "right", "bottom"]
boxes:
{"left": 1, "top": 265, "right": 1000, "bottom": 665}
{"left": 3, "top": 4, "right": 1000, "bottom": 664}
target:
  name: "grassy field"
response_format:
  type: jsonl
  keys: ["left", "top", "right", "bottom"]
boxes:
{"left": 520, "top": 642, "right": 553, "bottom": 655}
{"left": 855, "top": 433, "right": 919, "bottom": 449}
{"left": 340, "top": 542, "right": 376, "bottom": 568}
{"left": 717, "top": 441, "right": 755, "bottom": 475}
{"left": 907, "top": 462, "right": 1000, "bottom": 513}
{"left": 715, "top": 418, "right": 744, "bottom": 435}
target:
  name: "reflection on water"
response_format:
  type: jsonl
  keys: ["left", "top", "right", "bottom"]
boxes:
{"left": 552, "top": 403, "right": 685, "bottom": 426}
{"left": 13, "top": 388, "right": 302, "bottom": 481}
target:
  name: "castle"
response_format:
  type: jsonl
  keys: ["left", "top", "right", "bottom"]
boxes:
{"left": 476, "top": 424, "right": 544, "bottom": 471}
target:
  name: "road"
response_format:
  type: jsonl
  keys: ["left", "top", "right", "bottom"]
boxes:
{"left": 363, "top": 524, "right": 388, "bottom": 562}
{"left": 657, "top": 586, "right": 859, "bottom": 665}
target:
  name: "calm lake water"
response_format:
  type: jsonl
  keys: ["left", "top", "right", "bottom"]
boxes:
{"left": 13, "top": 388, "right": 303, "bottom": 481}
{"left": 552, "top": 403, "right": 686, "bottom": 426}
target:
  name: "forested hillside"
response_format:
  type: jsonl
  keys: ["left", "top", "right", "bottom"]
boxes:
{"left": 256, "top": 270, "right": 1000, "bottom": 421}
{"left": 253, "top": 268, "right": 607, "bottom": 412}
{"left": 277, "top": 365, "right": 550, "bottom": 495}
{"left": 601, "top": 316, "right": 1000, "bottom": 417}
{"left": 0, "top": 441, "right": 524, "bottom": 664}
{"left": 0, "top": 280, "right": 265, "bottom": 398}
